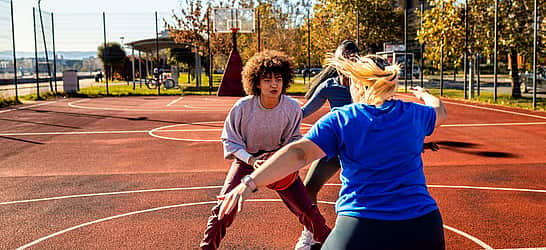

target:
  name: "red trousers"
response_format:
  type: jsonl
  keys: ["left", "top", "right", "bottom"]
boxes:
{"left": 200, "top": 160, "right": 331, "bottom": 250}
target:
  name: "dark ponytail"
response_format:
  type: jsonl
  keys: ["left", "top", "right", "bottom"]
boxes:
{"left": 305, "top": 40, "right": 359, "bottom": 99}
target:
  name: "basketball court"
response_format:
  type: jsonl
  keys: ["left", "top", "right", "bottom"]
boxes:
{"left": 0, "top": 94, "right": 545, "bottom": 249}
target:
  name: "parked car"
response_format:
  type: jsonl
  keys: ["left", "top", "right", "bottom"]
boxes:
{"left": 302, "top": 67, "right": 323, "bottom": 77}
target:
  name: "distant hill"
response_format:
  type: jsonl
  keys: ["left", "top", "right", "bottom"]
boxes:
{"left": 0, "top": 51, "right": 97, "bottom": 60}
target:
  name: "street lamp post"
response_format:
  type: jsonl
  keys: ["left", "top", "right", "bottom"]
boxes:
{"left": 532, "top": 0, "right": 537, "bottom": 109}
{"left": 420, "top": 0, "right": 425, "bottom": 88}
{"left": 493, "top": 0, "right": 498, "bottom": 101}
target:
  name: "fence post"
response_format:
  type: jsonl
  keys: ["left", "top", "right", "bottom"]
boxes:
{"left": 10, "top": 0, "right": 18, "bottom": 102}
{"left": 33, "top": 7, "right": 41, "bottom": 99}
{"left": 52, "top": 12, "right": 57, "bottom": 93}
{"left": 103, "top": 12, "right": 109, "bottom": 95}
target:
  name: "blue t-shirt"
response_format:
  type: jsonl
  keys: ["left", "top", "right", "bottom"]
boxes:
{"left": 304, "top": 100, "right": 438, "bottom": 220}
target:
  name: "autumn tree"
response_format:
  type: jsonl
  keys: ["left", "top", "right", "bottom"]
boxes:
{"left": 248, "top": 1, "right": 309, "bottom": 67}
{"left": 420, "top": 0, "right": 544, "bottom": 98}
{"left": 418, "top": 0, "right": 465, "bottom": 71}
{"left": 327, "top": 0, "right": 403, "bottom": 52}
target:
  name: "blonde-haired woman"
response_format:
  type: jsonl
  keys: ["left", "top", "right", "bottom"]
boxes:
{"left": 218, "top": 54, "right": 448, "bottom": 249}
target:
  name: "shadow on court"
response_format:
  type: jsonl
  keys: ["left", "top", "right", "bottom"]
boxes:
{"left": 435, "top": 140, "right": 519, "bottom": 158}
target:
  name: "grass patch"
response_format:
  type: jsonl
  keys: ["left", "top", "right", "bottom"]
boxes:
{"left": 400, "top": 88, "right": 546, "bottom": 111}
{"left": 0, "top": 96, "right": 21, "bottom": 107}
{"left": 1, "top": 76, "right": 543, "bottom": 112}
{"left": 77, "top": 84, "right": 183, "bottom": 97}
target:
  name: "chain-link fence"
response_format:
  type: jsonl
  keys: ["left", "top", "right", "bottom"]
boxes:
{"left": 0, "top": 2, "right": 544, "bottom": 108}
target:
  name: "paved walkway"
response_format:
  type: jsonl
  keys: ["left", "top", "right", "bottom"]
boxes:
{"left": 0, "top": 78, "right": 139, "bottom": 98}
{"left": 1, "top": 75, "right": 544, "bottom": 98}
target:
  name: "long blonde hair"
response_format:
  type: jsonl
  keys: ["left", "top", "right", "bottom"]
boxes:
{"left": 327, "top": 55, "right": 400, "bottom": 105}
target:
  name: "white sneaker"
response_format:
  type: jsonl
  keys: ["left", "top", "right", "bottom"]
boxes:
{"left": 294, "top": 228, "right": 319, "bottom": 250}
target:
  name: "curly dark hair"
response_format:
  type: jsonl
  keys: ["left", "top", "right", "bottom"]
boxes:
{"left": 242, "top": 50, "right": 294, "bottom": 96}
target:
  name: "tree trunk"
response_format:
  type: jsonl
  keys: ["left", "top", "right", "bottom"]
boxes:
{"left": 509, "top": 48, "right": 522, "bottom": 98}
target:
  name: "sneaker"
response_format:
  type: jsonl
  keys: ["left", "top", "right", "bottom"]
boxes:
{"left": 294, "top": 228, "right": 319, "bottom": 250}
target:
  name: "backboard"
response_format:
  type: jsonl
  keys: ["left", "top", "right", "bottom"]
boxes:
{"left": 213, "top": 8, "right": 255, "bottom": 33}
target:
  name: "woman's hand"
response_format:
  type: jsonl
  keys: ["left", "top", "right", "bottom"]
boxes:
{"left": 217, "top": 183, "right": 253, "bottom": 220}
{"left": 253, "top": 159, "right": 266, "bottom": 169}
{"left": 249, "top": 153, "right": 268, "bottom": 169}
{"left": 409, "top": 86, "right": 430, "bottom": 101}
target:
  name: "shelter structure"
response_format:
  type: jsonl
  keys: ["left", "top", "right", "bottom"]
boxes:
{"left": 125, "top": 37, "right": 202, "bottom": 87}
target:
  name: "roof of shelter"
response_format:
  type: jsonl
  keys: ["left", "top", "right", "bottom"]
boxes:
{"left": 125, "top": 37, "right": 193, "bottom": 52}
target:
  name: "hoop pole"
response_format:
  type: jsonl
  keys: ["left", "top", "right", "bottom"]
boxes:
{"left": 231, "top": 29, "right": 238, "bottom": 52}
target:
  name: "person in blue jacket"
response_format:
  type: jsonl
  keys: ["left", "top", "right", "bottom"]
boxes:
{"left": 217, "top": 54, "right": 448, "bottom": 249}
{"left": 296, "top": 40, "right": 358, "bottom": 249}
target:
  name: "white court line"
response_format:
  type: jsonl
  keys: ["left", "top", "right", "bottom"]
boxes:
{"left": 0, "top": 130, "right": 149, "bottom": 136}
{"left": 16, "top": 200, "right": 218, "bottom": 250}
{"left": 68, "top": 100, "right": 230, "bottom": 112}
{"left": 442, "top": 100, "right": 546, "bottom": 120}
{"left": 3, "top": 184, "right": 544, "bottom": 206}
{"left": 441, "top": 122, "right": 546, "bottom": 127}
{"left": 0, "top": 186, "right": 223, "bottom": 205}
{"left": 8, "top": 185, "right": 545, "bottom": 249}
{"left": 166, "top": 96, "right": 184, "bottom": 107}
{"left": 14, "top": 198, "right": 499, "bottom": 250}
{"left": 495, "top": 248, "right": 546, "bottom": 250}
{"left": 0, "top": 129, "right": 221, "bottom": 137}
{"left": 427, "top": 185, "right": 546, "bottom": 193}
{"left": 443, "top": 225, "right": 494, "bottom": 249}
{"left": 147, "top": 122, "right": 313, "bottom": 142}
{"left": 0, "top": 101, "right": 60, "bottom": 114}
{"left": 325, "top": 184, "right": 546, "bottom": 193}
{"left": 0, "top": 120, "right": 543, "bottom": 137}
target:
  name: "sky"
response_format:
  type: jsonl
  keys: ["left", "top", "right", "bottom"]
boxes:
{"left": 8, "top": 0, "right": 182, "bottom": 52}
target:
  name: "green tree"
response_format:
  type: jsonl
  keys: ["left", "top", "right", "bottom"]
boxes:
{"left": 97, "top": 42, "right": 126, "bottom": 80}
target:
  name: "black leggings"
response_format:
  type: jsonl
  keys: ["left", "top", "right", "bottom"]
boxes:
{"left": 303, "top": 156, "right": 341, "bottom": 203}
{"left": 322, "top": 210, "right": 445, "bottom": 250}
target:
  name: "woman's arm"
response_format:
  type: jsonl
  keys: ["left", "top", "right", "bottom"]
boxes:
{"left": 218, "top": 138, "right": 326, "bottom": 219}
{"left": 301, "top": 83, "right": 328, "bottom": 118}
{"left": 410, "top": 87, "right": 448, "bottom": 127}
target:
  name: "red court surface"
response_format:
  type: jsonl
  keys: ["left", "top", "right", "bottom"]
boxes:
{"left": 0, "top": 95, "right": 545, "bottom": 250}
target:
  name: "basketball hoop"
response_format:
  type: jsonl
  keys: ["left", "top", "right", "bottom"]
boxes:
{"left": 213, "top": 8, "right": 255, "bottom": 34}
{"left": 213, "top": 8, "right": 254, "bottom": 97}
